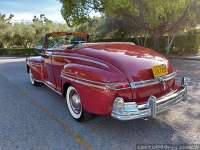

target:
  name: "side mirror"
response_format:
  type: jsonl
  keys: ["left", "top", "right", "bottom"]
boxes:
{"left": 34, "top": 45, "right": 45, "bottom": 55}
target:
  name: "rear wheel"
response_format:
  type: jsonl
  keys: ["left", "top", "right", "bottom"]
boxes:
{"left": 66, "top": 86, "right": 92, "bottom": 122}
{"left": 29, "top": 68, "right": 42, "bottom": 86}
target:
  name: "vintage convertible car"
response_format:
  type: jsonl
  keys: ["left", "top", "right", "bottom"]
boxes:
{"left": 26, "top": 32, "right": 187, "bottom": 121}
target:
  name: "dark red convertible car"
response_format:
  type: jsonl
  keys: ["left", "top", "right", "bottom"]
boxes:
{"left": 26, "top": 32, "right": 187, "bottom": 121}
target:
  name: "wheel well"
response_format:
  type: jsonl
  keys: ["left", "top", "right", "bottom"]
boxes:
{"left": 63, "top": 82, "right": 72, "bottom": 96}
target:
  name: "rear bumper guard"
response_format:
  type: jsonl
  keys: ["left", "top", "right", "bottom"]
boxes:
{"left": 111, "top": 77, "right": 188, "bottom": 121}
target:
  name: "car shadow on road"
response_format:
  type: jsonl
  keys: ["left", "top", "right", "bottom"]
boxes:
{"left": 82, "top": 114, "right": 189, "bottom": 147}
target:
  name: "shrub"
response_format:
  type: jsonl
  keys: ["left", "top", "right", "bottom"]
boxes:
{"left": 95, "top": 34, "right": 200, "bottom": 55}
{"left": 1, "top": 34, "right": 200, "bottom": 56}
{"left": 170, "top": 35, "right": 200, "bottom": 55}
{"left": 0, "top": 48, "right": 37, "bottom": 56}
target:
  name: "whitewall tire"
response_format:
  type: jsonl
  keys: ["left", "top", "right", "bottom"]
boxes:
{"left": 66, "top": 86, "right": 85, "bottom": 121}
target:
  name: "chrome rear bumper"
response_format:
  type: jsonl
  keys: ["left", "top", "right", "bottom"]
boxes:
{"left": 111, "top": 77, "right": 188, "bottom": 121}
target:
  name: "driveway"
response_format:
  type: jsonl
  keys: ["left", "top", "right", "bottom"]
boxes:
{"left": 0, "top": 57, "right": 199, "bottom": 150}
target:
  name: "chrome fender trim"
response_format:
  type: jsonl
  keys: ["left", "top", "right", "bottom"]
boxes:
{"left": 52, "top": 54, "right": 109, "bottom": 69}
{"left": 61, "top": 73, "right": 130, "bottom": 90}
{"left": 61, "top": 74, "right": 107, "bottom": 90}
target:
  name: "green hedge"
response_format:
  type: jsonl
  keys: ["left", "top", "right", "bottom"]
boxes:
{"left": 0, "top": 48, "right": 37, "bottom": 56}
{"left": 1, "top": 35, "right": 200, "bottom": 56}
{"left": 169, "top": 35, "right": 200, "bottom": 55}
{"left": 95, "top": 35, "right": 200, "bottom": 55}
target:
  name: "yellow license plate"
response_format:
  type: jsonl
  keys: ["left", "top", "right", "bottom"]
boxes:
{"left": 152, "top": 64, "right": 168, "bottom": 78}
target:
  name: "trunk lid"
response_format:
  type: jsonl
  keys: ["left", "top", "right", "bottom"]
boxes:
{"left": 79, "top": 43, "right": 176, "bottom": 103}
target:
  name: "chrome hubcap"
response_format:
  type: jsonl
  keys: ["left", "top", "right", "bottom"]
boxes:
{"left": 69, "top": 90, "right": 81, "bottom": 114}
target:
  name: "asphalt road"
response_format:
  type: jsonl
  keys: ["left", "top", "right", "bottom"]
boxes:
{"left": 0, "top": 57, "right": 199, "bottom": 150}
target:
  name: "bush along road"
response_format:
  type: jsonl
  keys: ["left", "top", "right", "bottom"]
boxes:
{"left": 0, "top": 48, "right": 37, "bottom": 56}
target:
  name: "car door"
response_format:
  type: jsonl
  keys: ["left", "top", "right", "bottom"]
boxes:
{"left": 43, "top": 35, "right": 69, "bottom": 93}
{"left": 52, "top": 49, "right": 67, "bottom": 92}
{"left": 50, "top": 35, "right": 76, "bottom": 93}
{"left": 43, "top": 48, "right": 56, "bottom": 89}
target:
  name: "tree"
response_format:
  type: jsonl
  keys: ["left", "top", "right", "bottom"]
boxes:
{"left": 103, "top": 0, "right": 200, "bottom": 50}
{"left": 32, "top": 14, "right": 68, "bottom": 45}
{"left": 59, "top": 0, "right": 200, "bottom": 51}
{"left": 0, "top": 14, "right": 14, "bottom": 48}
{"left": 0, "top": 13, "right": 68, "bottom": 48}
{"left": 59, "top": 0, "right": 104, "bottom": 26}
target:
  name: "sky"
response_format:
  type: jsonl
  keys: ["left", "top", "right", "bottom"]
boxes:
{"left": 0, "top": 0, "right": 65, "bottom": 23}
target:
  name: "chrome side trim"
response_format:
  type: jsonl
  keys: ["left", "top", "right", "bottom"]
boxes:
{"left": 43, "top": 81, "right": 62, "bottom": 95}
{"left": 52, "top": 54, "right": 109, "bottom": 69}
{"left": 27, "top": 67, "right": 62, "bottom": 95}
{"left": 34, "top": 79, "right": 43, "bottom": 83}
{"left": 61, "top": 73, "right": 130, "bottom": 90}
{"left": 130, "top": 72, "right": 176, "bottom": 89}
{"left": 61, "top": 73, "right": 107, "bottom": 85}
{"left": 29, "top": 78, "right": 62, "bottom": 95}
{"left": 61, "top": 74, "right": 107, "bottom": 90}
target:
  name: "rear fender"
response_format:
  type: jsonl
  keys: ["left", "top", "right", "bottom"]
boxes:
{"left": 61, "top": 63, "right": 132, "bottom": 115}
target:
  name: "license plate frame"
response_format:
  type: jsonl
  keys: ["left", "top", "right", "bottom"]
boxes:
{"left": 152, "top": 64, "right": 168, "bottom": 78}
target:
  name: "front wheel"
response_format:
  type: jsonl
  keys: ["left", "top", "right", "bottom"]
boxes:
{"left": 66, "top": 86, "right": 92, "bottom": 122}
